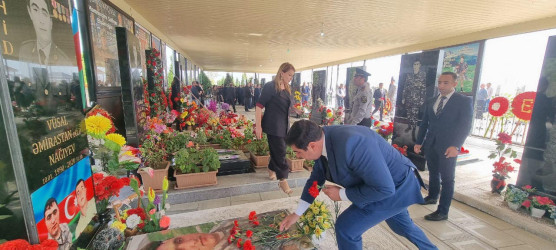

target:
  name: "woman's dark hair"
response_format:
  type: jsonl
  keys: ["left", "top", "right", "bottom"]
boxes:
{"left": 286, "top": 120, "right": 323, "bottom": 150}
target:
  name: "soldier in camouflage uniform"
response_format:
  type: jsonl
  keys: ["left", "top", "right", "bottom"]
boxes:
{"left": 346, "top": 68, "right": 373, "bottom": 126}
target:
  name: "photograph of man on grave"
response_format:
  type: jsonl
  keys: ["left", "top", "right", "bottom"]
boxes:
{"left": 31, "top": 157, "right": 95, "bottom": 248}
{"left": 441, "top": 43, "right": 481, "bottom": 93}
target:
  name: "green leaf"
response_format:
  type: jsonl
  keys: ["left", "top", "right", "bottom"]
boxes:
{"left": 510, "top": 151, "right": 517, "bottom": 158}
{"left": 503, "top": 148, "right": 512, "bottom": 154}
{"left": 130, "top": 178, "right": 139, "bottom": 193}
{"left": 488, "top": 153, "right": 497, "bottom": 159}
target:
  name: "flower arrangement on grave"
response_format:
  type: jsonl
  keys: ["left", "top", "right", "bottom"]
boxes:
{"left": 93, "top": 172, "right": 130, "bottom": 212}
{"left": 194, "top": 107, "right": 212, "bottom": 128}
{"left": 227, "top": 211, "right": 301, "bottom": 250}
{"left": 332, "top": 107, "right": 344, "bottom": 125}
{"left": 392, "top": 144, "right": 408, "bottom": 156}
{"left": 0, "top": 239, "right": 58, "bottom": 249}
{"left": 146, "top": 48, "right": 169, "bottom": 118}
{"left": 376, "top": 122, "right": 394, "bottom": 141}
{"left": 294, "top": 91, "right": 301, "bottom": 103}
{"left": 178, "top": 100, "right": 199, "bottom": 130}
{"left": 85, "top": 108, "right": 141, "bottom": 174}
{"left": 140, "top": 117, "right": 173, "bottom": 170}
{"left": 522, "top": 195, "right": 555, "bottom": 211}
{"left": 503, "top": 185, "right": 528, "bottom": 207}
{"left": 488, "top": 133, "right": 519, "bottom": 194}
{"left": 112, "top": 177, "right": 171, "bottom": 235}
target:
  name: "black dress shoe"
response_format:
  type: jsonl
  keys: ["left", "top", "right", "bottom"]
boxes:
{"left": 424, "top": 211, "right": 448, "bottom": 221}
{"left": 421, "top": 197, "right": 438, "bottom": 205}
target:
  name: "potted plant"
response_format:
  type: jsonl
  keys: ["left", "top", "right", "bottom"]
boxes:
{"left": 173, "top": 147, "right": 221, "bottom": 189}
{"left": 139, "top": 132, "right": 170, "bottom": 191}
{"left": 286, "top": 146, "right": 304, "bottom": 172}
{"left": 488, "top": 133, "right": 519, "bottom": 194}
{"left": 246, "top": 135, "right": 270, "bottom": 168}
{"left": 503, "top": 185, "right": 528, "bottom": 210}
{"left": 522, "top": 195, "right": 555, "bottom": 218}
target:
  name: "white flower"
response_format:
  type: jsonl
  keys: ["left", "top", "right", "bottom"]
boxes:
{"left": 126, "top": 214, "right": 141, "bottom": 229}
{"left": 165, "top": 203, "right": 171, "bottom": 210}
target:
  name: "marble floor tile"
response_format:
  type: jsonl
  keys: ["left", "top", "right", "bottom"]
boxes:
{"left": 460, "top": 223, "right": 523, "bottom": 248}
{"left": 503, "top": 228, "right": 556, "bottom": 249}
{"left": 230, "top": 193, "right": 262, "bottom": 205}
{"left": 260, "top": 190, "right": 289, "bottom": 200}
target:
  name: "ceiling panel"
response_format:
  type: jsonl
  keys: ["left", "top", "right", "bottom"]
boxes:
{"left": 122, "top": 0, "right": 556, "bottom": 72}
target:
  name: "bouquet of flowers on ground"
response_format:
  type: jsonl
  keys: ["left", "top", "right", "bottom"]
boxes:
{"left": 112, "top": 177, "right": 171, "bottom": 235}
{"left": 85, "top": 107, "right": 141, "bottom": 174}
{"left": 298, "top": 199, "right": 332, "bottom": 239}
{"left": 227, "top": 210, "right": 300, "bottom": 250}
{"left": 178, "top": 100, "right": 199, "bottom": 130}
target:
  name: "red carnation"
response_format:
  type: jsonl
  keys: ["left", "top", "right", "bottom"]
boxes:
{"left": 497, "top": 133, "right": 512, "bottom": 144}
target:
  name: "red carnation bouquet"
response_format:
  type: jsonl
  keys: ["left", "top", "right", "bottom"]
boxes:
{"left": 488, "top": 133, "right": 519, "bottom": 194}
{"left": 93, "top": 172, "right": 130, "bottom": 212}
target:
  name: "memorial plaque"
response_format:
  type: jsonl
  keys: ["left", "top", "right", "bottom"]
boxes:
{"left": 0, "top": 0, "right": 92, "bottom": 245}
{"left": 217, "top": 150, "right": 253, "bottom": 176}
{"left": 116, "top": 27, "right": 146, "bottom": 147}
{"left": 87, "top": 0, "right": 133, "bottom": 87}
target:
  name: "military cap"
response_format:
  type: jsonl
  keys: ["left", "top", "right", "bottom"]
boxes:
{"left": 354, "top": 68, "right": 371, "bottom": 78}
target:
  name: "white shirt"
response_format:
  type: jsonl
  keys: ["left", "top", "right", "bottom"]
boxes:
{"left": 433, "top": 89, "right": 455, "bottom": 114}
{"left": 295, "top": 136, "right": 350, "bottom": 216}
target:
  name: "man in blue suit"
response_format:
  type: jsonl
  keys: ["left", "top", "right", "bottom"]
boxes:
{"left": 414, "top": 72, "right": 473, "bottom": 221}
{"left": 279, "top": 120, "right": 437, "bottom": 250}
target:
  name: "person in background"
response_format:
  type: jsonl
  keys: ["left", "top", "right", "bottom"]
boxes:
{"left": 476, "top": 84, "right": 488, "bottom": 119}
{"left": 254, "top": 83, "right": 261, "bottom": 106}
{"left": 414, "top": 72, "right": 473, "bottom": 221}
{"left": 279, "top": 120, "right": 437, "bottom": 250}
{"left": 387, "top": 77, "right": 397, "bottom": 116}
{"left": 371, "top": 82, "right": 386, "bottom": 121}
{"left": 337, "top": 83, "right": 345, "bottom": 107}
{"left": 223, "top": 83, "right": 236, "bottom": 113}
{"left": 255, "top": 62, "right": 303, "bottom": 195}
{"left": 345, "top": 68, "right": 373, "bottom": 126}
{"left": 486, "top": 82, "right": 494, "bottom": 111}
{"left": 301, "top": 82, "right": 310, "bottom": 104}
{"left": 243, "top": 82, "right": 254, "bottom": 111}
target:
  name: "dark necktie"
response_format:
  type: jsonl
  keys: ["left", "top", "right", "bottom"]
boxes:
{"left": 320, "top": 155, "right": 333, "bottom": 182}
{"left": 39, "top": 50, "right": 46, "bottom": 65}
{"left": 436, "top": 96, "right": 447, "bottom": 115}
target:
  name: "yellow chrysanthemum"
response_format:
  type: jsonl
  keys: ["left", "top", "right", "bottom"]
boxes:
{"left": 85, "top": 115, "right": 112, "bottom": 135}
{"left": 111, "top": 221, "right": 126, "bottom": 232}
{"left": 303, "top": 225, "right": 310, "bottom": 234}
{"left": 106, "top": 133, "right": 126, "bottom": 147}
{"left": 122, "top": 211, "right": 129, "bottom": 220}
{"left": 180, "top": 111, "right": 188, "bottom": 119}
{"left": 180, "top": 98, "right": 185, "bottom": 103}
{"left": 311, "top": 205, "right": 320, "bottom": 214}
{"left": 314, "top": 226, "right": 322, "bottom": 237}
{"left": 316, "top": 216, "right": 323, "bottom": 224}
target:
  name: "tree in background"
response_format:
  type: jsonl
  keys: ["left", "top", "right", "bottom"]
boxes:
{"left": 242, "top": 73, "right": 248, "bottom": 85}
{"left": 224, "top": 73, "right": 233, "bottom": 86}
{"left": 199, "top": 71, "right": 212, "bottom": 94}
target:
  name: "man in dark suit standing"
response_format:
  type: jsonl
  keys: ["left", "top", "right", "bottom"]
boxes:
{"left": 414, "top": 72, "right": 473, "bottom": 221}
{"left": 280, "top": 120, "right": 437, "bottom": 250}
